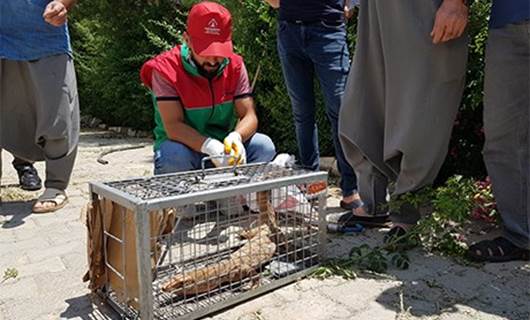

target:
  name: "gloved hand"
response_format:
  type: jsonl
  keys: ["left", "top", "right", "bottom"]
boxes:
{"left": 223, "top": 131, "right": 246, "bottom": 165}
{"left": 201, "top": 138, "right": 229, "bottom": 167}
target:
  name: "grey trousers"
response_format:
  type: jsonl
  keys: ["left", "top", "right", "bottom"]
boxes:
{"left": 0, "top": 54, "right": 79, "bottom": 190}
{"left": 339, "top": 0, "right": 468, "bottom": 222}
{"left": 483, "top": 22, "right": 530, "bottom": 250}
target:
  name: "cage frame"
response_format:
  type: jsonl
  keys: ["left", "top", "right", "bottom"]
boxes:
{"left": 89, "top": 163, "right": 328, "bottom": 320}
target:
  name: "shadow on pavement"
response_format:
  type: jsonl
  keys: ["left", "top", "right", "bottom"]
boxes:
{"left": 0, "top": 200, "right": 34, "bottom": 229}
{"left": 326, "top": 225, "right": 530, "bottom": 320}
{"left": 61, "top": 293, "right": 120, "bottom": 320}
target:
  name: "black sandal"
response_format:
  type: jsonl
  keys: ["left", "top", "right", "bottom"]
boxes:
{"left": 337, "top": 211, "right": 391, "bottom": 228}
{"left": 339, "top": 198, "right": 363, "bottom": 210}
{"left": 467, "top": 237, "right": 530, "bottom": 263}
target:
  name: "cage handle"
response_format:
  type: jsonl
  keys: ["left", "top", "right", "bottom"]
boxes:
{"left": 200, "top": 154, "right": 241, "bottom": 179}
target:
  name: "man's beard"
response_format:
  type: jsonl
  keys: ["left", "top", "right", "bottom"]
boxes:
{"left": 196, "top": 60, "right": 220, "bottom": 79}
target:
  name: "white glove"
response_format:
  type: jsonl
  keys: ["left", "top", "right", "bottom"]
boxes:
{"left": 223, "top": 131, "right": 246, "bottom": 165}
{"left": 272, "top": 153, "right": 296, "bottom": 167}
{"left": 201, "top": 138, "right": 228, "bottom": 167}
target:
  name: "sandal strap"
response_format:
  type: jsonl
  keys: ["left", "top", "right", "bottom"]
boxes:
{"left": 38, "top": 188, "right": 67, "bottom": 203}
{"left": 469, "top": 237, "right": 526, "bottom": 260}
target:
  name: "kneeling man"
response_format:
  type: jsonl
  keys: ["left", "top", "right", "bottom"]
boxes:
{"left": 141, "top": 1, "right": 276, "bottom": 174}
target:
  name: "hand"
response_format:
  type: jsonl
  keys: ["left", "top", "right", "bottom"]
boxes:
{"left": 431, "top": 0, "right": 468, "bottom": 44}
{"left": 43, "top": 1, "right": 68, "bottom": 27}
{"left": 344, "top": 0, "right": 357, "bottom": 19}
{"left": 223, "top": 132, "right": 246, "bottom": 165}
{"left": 344, "top": 5, "right": 354, "bottom": 19}
{"left": 201, "top": 138, "right": 229, "bottom": 167}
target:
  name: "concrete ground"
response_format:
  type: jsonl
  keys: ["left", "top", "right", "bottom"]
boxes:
{"left": 0, "top": 130, "right": 529, "bottom": 320}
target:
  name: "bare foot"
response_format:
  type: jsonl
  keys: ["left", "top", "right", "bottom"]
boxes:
{"left": 32, "top": 188, "right": 68, "bottom": 214}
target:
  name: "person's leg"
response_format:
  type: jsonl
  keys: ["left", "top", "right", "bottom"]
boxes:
{"left": 339, "top": 0, "right": 391, "bottom": 221}
{"left": 309, "top": 23, "right": 359, "bottom": 204}
{"left": 378, "top": 0, "right": 468, "bottom": 226}
{"left": 244, "top": 133, "right": 276, "bottom": 164}
{"left": 12, "top": 156, "right": 34, "bottom": 167}
{"left": 29, "top": 54, "right": 79, "bottom": 192}
{"left": 12, "top": 155, "right": 42, "bottom": 191}
{"left": 478, "top": 23, "right": 530, "bottom": 256}
{"left": 26, "top": 54, "right": 80, "bottom": 212}
{"left": 43, "top": 147, "right": 76, "bottom": 190}
{"left": 1, "top": 59, "right": 46, "bottom": 187}
{"left": 154, "top": 140, "right": 204, "bottom": 174}
{"left": 336, "top": 140, "right": 391, "bottom": 227}
{"left": 355, "top": 157, "right": 389, "bottom": 216}
{"left": 277, "top": 21, "right": 319, "bottom": 171}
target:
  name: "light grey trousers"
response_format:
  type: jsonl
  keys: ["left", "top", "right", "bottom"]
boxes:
{"left": 483, "top": 22, "right": 530, "bottom": 250}
{"left": 339, "top": 0, "right": 468, "bottom": 222}
{"left": 0, "top": 54, "right": 79, "bottom": 190}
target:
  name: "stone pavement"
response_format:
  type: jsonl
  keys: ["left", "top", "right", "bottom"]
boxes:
{"left": 0, "top": 131, "right": 529, "bottom": 320}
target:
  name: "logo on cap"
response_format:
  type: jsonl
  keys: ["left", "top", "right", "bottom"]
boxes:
{"left": 204, "top": 18, "right": 221, "bottom": 35}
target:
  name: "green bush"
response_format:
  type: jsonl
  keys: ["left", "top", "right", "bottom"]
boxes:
{"left": 70, "top": 1, "right": 489, "bottom": 177}
{"left": 70, "top": 0, "right": 357, "bottom": 155}
{"left": 70, "top": 0, "right": 187, "bottom": 129}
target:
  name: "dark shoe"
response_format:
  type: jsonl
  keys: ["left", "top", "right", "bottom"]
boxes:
{"left": 340, "top": 198, "right": 363, "bottom": 210}
{"left": 467, "top": 237, "right": 530, "bottom": 263}
{"left": 337, "top": 211, "right": 391, "bottom": 228}
{"left": 15, "top": 164, "right": 42, "bottom": 191}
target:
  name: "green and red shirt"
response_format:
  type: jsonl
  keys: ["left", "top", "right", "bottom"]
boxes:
{"left": 140, "top": 44, "right": 252, "bottom": 150}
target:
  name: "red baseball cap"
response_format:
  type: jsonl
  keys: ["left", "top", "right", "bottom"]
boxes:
{"left": 186, "top": 2, "right": 233, "bottom": 58}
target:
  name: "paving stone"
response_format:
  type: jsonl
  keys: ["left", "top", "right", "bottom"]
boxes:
{"left": 1, "top": 298, "right": 48, "bottom": 320}
{"left": 16, "top": 256, "right": 66, "bottom": 277}
{"left": 211, "top": 288, "right": 287, "bottom": 319}
{"left": 259, "top": 291, "right": 353, "bottom": 320}
{"left": 32, "top": 210, "right": 80, "bottom": 228}
{"left": 30, "top": 273, "right": 92, "bottom": 315}
{"left": 45, "top": 225, "right": 85, "bottom": 246}
{"left": 1, "top": 216, "right": 39, "bottom": 238}
{"left": 437, "top": 305, "right": 507, "bottom": 320}
{"left": 317, "top": 278, "right": 400, "bottom": 313}
{"left": 348, "top": 302, "right": 397, "bottom": 320}
{"left": 435, "top": 267, "right": 494, "bottom": 300}
{"left": 0, "top": 252, "right": 30, "bottom": 273}
{"left": 2, "top": 133, "right": 529, "bottom": 320}
{"left": 0, "top": 229, "right": 15, "bottom": 245}
{"left": 1, "top": 235, "right": 49, "bottom": 257}
{"left": 0, "top": 276, "right": 39, "bottom": 300}
{"left": 25, "top": 241, "right": 82, "bottom": 264}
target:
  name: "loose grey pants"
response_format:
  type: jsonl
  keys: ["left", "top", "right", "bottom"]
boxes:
{"left": 339, "top": 0, "right": 468, "bottom": 222}
{"left": 0, "top": 54, "right": 79, "bottom": 190}
{"left": 483, "top": 22, "right": 530, "bottom": 250}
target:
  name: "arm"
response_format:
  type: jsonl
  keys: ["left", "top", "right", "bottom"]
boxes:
{"left": 43, "top": 0, "right": 77, "bottom": 26}
{"left": 264, "top": 0, "right": 280, "bottom": 9}
{"left": 431, "top": 0, "right": 469, "bottom": 44}
{"left": 157, "top": 100, "right": 207, "bottom": 152}
{"left": 150, "top": 70, "right": 209, "bottom": 152}
{"left": 233, "top": 97, "right": 258, "bottom": 142}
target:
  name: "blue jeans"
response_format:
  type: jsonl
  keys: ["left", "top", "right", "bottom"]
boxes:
{"left": 277, "top": 20, "right": 357, "bottom": 197}
{"left": 154, "top": 133, "right": 276, "bottom": 174}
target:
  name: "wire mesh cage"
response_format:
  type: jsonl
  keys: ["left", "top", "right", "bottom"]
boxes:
{"left": 87, "top": 163, "right": 328, "bottom": 320}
